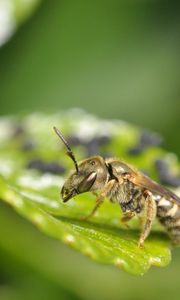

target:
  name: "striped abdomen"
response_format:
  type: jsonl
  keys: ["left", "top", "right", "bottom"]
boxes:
{"left": 156, "top": 196, "right": 180, "bottom": 245}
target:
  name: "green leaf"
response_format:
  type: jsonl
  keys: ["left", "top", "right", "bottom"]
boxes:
{"left": 0, "top": 111, "right": 179, "bottom": 275}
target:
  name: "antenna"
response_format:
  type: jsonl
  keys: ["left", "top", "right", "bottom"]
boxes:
{"left": 53, "top": 126, "right": 79, "bottom": 174}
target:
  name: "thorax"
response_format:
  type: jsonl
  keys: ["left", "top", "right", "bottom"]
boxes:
{"left": 107, "top": 179, "right": 145, "bottom": 213}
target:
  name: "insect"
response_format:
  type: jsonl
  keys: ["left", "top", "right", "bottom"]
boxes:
{"left": 53, "top": 126, "right": 180, "bottom": 247}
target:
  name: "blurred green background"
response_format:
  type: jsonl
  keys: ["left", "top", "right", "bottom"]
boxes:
{"left": 0, "top": 0, "right": 180, "bottom": 299}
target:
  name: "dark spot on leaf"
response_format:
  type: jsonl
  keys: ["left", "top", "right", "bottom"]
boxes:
{"left": 93, "top": 135, "right": 111, "bottom": 146}
{"left": 128, "top": 130, "right": 163, "bottom": 155}
{"left": 27, "top": 159, "right": 66, "bottom": 175}
{"left": 85, "top": 141, "right": 99, "bottom": 156}
{"left": 66, "top": 134, "right": 111, "bottom": 156}
{"left": 13, "top": 123, "right": 36, "bottom": 152}
{"left": 13, "top": 124, "right": 25, "bottom": 137}
{"left": 66, "top": 135, "right": 82, "bottom": 146}
{"left": 155, "top": 159, "right": 180, "bottom": 187}
{"left": 21, "top": 140, "right": 35, "bottom": 152}
{"left": 127, "top": 145, "right": 144, "bottom": 155}
{"left": 140, "top": 131, "right": 163, "bottom": 146}
{"left": 85, "top": 136, "right": 111, "bottom": 156}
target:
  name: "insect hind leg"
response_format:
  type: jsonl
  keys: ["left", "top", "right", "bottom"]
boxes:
{"left": 138, "top": 190, "right": 157, "bottom": 248}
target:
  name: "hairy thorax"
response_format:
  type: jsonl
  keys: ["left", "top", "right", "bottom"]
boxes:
{"left": 107, "top": 179, "right": 145, "bottom": 214}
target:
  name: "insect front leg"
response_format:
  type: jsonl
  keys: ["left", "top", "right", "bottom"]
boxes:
{"left": 80, "top": 180, "right": 116, "bottom": 221}
{"left": 138, "top": 190, "right": 157, "bottom": 248}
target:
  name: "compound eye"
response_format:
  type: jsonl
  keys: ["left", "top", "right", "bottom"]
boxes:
{"left": 78, "top": 171, "right": 97, "bottom": 193}
{"left": 89, "top": 160, "right": 96, "bottom": 166}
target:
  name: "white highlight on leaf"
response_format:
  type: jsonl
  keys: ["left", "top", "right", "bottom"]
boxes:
{"left": 65, "top": 234, "right": 75, "bottom": 244}
{"left": 17, "top": 173, "right": 64, "bottom": 190}
{"left": 114, "top": 258, "right": 125, "bottom": 267}
{"left": 13, "top": 196, "right": 23, "bottom": 207}
{"left": 65, "top": 199, "right": 76, "bottom": 207}
{"left": 73, "top": 115, "right": 125, "bottom": 142}
{"left": 0, "top": 117, "right": 15, "bottom": 143}
{"left": 0, "top": 159, "right": 14, "bottom": 177}
{"left": 149, "top": 257, "right": 161, "bottom": 265}
{"left": 32, "top": 213, "right": 44, "bottom": 225}
{"left": 0, "top": 0, "right": 16, "bottom": 46}
{"left": 19, "top": 190, "right": 60, "bottom": 209}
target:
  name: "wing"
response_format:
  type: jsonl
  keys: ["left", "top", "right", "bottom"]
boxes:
{"left": 130, "top": 171, "right": 180, "bottom": 205}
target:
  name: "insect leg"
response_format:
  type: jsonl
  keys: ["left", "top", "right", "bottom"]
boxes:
{"left": 81, "top": 180, "right": 116, "bottom": 221}
{"left": 92, "top": 191, "right": 98, "bottom": 197}
{"left": 138, "top": 190, "right": 157, "bottom": 248}
{"left": 80, "top": 197, "right": 104, "bottom": 221}
{"left": 121, "top": 211, "right": 136, "bottom": 228}
{"left": 121, "top": 211, "right": 136, "bottom": 223}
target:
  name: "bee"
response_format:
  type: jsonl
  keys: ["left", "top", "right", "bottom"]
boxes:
{"left": 53, "top": 126, "right": 180, "bottom": 247}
